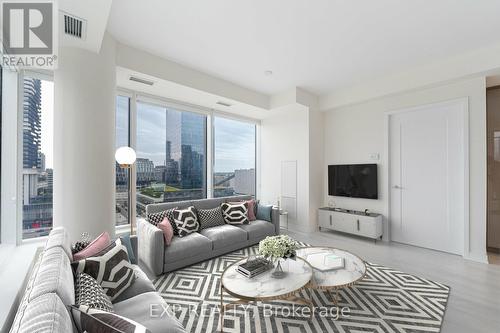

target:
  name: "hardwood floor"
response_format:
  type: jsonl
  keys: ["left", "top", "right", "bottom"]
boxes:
{"left": 284, "top": 228, "right": 500, "bottom": 333}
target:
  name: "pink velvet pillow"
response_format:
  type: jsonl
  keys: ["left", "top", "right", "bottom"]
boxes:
{"left": 246, "top": 199, "right": 256, "bottom": 221}
{"left": 72, "top": 232, "right": 111, "bottom": 261}
{"left": 158, "top": 217, "right": 174, "bottom": 246}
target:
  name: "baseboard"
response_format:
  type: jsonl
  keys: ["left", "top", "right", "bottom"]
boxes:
{"left": 284, "top": 222, "right": 316, "bottom": 234}
{"left": 463, "top": 252, "right": 489, "bottom": 264}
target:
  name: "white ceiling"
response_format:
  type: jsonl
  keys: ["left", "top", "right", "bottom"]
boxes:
{"left": 107, "top": 0, "right": 500, "bottom": 97}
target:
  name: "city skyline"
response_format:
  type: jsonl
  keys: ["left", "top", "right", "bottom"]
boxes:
{"left": 126, "top": 101, "right": 255, "bottom": 172}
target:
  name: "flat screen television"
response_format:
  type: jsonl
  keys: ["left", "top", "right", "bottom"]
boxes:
{"left": 328, "top": 164, "right": 378, "bottom": 199}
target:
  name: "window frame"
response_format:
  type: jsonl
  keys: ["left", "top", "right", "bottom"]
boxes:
{"left": 116, "top": 88, "right": 261, "bottom": 230}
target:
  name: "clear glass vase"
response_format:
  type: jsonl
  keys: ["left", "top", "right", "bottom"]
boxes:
{"left": 272, "top": 259, "right": 286, "bottom": 279}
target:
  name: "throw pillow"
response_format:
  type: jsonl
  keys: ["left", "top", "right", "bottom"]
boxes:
{"left": 72, "top": 240, "right": 90, "bottom": 254}
{"left": 197, "top": 206, "right": 225, "bottom": 230}
{"left": 74, "top": 272, "right": 113, "bottom": 312}
{"left": 120, "top": 235, "right": 137, "bottom": 264}
{"left": 221, "top": 202, "right": 249, "bottom": 225}
{"left": 72, "top": 238, "right": 136, "bottom": 301}
{"left": 246, "top": 199, "right": 257, "bottom": 221}
{"left": 148, "top": 208, "right": 179, "bottom": 235}
{"left": 70, "top": 305, "right": 151, "bottom": 333}
{"left": 256, "top": 204, "right": 273, "bottom": 222}
{"left": 73, "top": 232, "right": 111, "bottom": 261}
{"left": 173, "top": 206, "right": 200, "bottom": 237}
{"left": 157, "top": 217, "right": 174, "bottom": 245}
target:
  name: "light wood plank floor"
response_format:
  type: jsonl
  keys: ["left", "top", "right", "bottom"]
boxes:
{"left": 284, "top": 228, "right": 500, "bottom": 333}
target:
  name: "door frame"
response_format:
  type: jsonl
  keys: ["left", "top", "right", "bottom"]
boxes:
{"left": 384, "top": 97, "right": 469, "bottom": 257}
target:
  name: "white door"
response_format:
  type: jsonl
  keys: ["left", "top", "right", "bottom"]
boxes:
{"left": 389, "top": 99, "right": 467, "bottom": 255}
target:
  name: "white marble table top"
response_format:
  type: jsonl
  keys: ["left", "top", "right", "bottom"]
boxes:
{"left": 296, "top": 247, "right": 366, "bottom": 288}
{"left": 221, "top": 257, "right": 313, "bottom": 299}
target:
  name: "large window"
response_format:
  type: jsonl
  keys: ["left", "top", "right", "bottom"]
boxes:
{"left": 115, "top": 95, "right": 130, "bottom": 226}
{"left": 22, "top": 76, "right": 54, "bottom": 239}
{"left": 213, "top": 117, "right": 256, "bottom": 197}
{"left": 135, "top": 102, "right": 207, "bottom": 218}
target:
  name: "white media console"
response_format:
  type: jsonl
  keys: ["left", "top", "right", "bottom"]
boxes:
{"left": 318, "top": 207, "right": 383, "bottom": 241}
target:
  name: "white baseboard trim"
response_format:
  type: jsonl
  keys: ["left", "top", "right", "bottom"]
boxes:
{"left": 463, "top": 252, "right": 489, "bottom": 264}
{"left": 284, "top": 222, "right": 316, "bottom": 234}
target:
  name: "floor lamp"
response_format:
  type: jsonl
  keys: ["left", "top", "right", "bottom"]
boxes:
{"left": 115, "top": 146, "right": 137, "bottom": 235}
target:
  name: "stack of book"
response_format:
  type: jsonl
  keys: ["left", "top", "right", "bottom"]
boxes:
{"left": 237, "top": 258, "right": 272, "bottom": 278}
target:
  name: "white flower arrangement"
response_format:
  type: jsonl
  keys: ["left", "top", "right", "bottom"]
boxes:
{"left": 258, "top": 235, "right": 298, "bottom": 261}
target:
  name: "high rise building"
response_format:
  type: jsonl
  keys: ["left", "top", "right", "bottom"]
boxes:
{"left": 38, "top": 152, "right": 46, "bottom": 171}
{"left": 136, "top": 158, "right": 155, "bottom": 184}
{"left": 234, "top": 168, "right": 256, "bottom": 195}
{"left": 23, "top": 78, "right": 42, "bottom": 169}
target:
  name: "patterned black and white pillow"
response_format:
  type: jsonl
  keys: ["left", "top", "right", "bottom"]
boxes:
{"left": 72, "top": 238, "right": 136, "bottom": 301}
{"left": 147, "top": 208, "right": 179, "bottom": 235}
{"left": 75, "top": 272, "right": 113, "bottom": 312}
{"left": 198, "top": 207, "right": 225, "bottom": 230}
{"left": 70, "top": 305, "right": 150, "bottom": 333}
{"left": 173, "top": 206, "right": 200, "bottom": 237}
{"left": 221, "top": 202, "right": 249, "bottom": 225}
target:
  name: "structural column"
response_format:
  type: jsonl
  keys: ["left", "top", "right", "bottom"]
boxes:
{"left": 53, "top": 35, "right": 116, "bottom": 241}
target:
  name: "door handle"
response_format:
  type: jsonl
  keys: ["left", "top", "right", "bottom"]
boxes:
{"left": 393, "top": 185, "right": 403, "bottom": 189}
{"left": 329, "top": 215, "right": 332, "bottom": 225}
{"left": 357, "top": 219, "right": 360, "bottom": 231}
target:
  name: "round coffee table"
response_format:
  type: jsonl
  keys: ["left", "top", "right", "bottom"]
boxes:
{"left": 220, "top": 257, "right": 313, "bottom": 331}
{"left": 296, "top": 247, "right": 366, "bottom": 309}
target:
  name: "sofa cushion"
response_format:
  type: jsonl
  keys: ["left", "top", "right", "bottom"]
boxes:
{"left": 73, "top": 238, "right": 136, "bottom": 301}
{"left": 30, "top": 247, "right": 75, "bottom": 306}
{"left": 197, "top": 206, "right": 225, "bottom": 230}
{"left": 75, "top": 273, "right": 113, "bottom": 312}
{"left": 236, "top": 220, "right": 275, "bottom": 241}
{"left": 113, "top": 265, "right": 156, "bottom": 303}
{"left": 70, "top": 304, "right": 151, "bottom": 333}
{"left": 256, "top": 203, "right": 273, "bottom": 222}
{"left": 221, "top": 202, "right": 249, "bottom": 225}
{"left": 164, "top": 233, "right": 212, "bottom": 264}
{"left": 173, "top": 206, "right": 200, "bottom": 237}
{"left": 148, "top": 208, "right": 179, "bottom": 236}
{"left": 192, "top": 198, "right": 224, "bottom": 210}
{"left": 45, "top": 227, "right": 72, "bottom": 259}
{"left": 200, "top": 225, "right": 248, "bottom": 250}
{"left": 16, "top": 293, "right": 73, "bottom": 333}
{"left": 113, "top": 291, "right": 185, "bottom": 333}
{"left": 73, "top": 231, "right": 111, "bottom": 261}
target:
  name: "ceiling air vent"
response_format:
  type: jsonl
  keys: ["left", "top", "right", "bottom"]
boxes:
{"left": 63, "top": 13, "right": 86, "bottom": 39}
{"left": 216, "top": 101, "right": 232, "bottom": 107}
{"left": 129, "top": 76, "right": 155, "bottom": 86}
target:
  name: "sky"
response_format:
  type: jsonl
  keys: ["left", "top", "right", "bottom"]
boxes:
{"left": 117, "top": 100, "right": 256, "bottom": 172}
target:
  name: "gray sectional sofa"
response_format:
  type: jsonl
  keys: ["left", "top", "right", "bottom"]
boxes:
{"left": 10, "top": 227, "right": 185, "bottom": 333}
{"left": 138, "top": 195, "right": 280, "bottom": 276}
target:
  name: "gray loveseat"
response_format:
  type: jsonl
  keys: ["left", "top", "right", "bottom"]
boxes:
{"left": 10, "top": 227, "right": 185, "bottom": 333}
{"left": 138, "top": 195, "right": 280, "bottom": 276}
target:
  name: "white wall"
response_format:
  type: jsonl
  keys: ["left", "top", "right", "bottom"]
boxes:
{"left": 53, "top": 34, "right": 117, "bottom": 242}
{"left": 260, "top": 104, "right": 312, "bottom": 231}
{"left": 323, "top": 77, "right": 487, "bottom": 262}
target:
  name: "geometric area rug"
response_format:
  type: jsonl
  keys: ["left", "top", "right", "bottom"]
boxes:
{"left": 153, "top": 244, "right": 450, "bottom": 333}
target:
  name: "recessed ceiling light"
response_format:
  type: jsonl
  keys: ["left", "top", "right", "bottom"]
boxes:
{"left": 264, "top": 70, "right": 273, "bottom": 76}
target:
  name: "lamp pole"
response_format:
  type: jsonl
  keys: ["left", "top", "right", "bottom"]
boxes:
{"left": 115, "top": 147, "right": 137, "bottom": 235}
